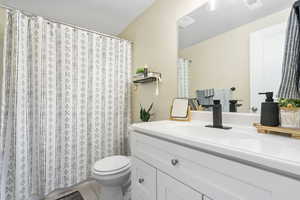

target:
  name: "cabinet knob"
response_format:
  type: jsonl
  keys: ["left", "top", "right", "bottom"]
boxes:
{"left": 138, "top": 178, "right": 144, "bottom": 184}
{"left": 171, "top": 159, "right": 179, "bottom": 166}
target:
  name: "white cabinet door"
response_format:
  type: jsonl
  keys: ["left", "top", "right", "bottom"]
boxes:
{"left": 203, "top": 196, "right": 213, "bottom": 200}
{"left": 131, "top": 157, "right": 156, "bottom": 200}
{"left": 249, "top": 23, "right": 286, "bottom": 112}
{"left": 157, "top": 171, "right": 203, "bottom": 200}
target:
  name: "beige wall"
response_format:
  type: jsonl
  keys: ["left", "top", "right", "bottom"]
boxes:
{"left": 120, "top": 0, "right": 207, "bottom": 121}
{"left": 179, "top": 8, "right": 290, "bottom": 113}
{"left": 0, "top": 8, "right": 5, "bottom": 92}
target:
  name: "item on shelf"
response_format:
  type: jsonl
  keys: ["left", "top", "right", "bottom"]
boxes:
{"left": 133, "top": 66, "right": 162, "bottom": 96}
{"left": 279, "top": 99, "right": 300, "bottom": 128}
{"left": 136, "top": 67, "right": 145, "bottom": 75}
{"left": 144, "top": 65, "right": 149, "bottom": 77}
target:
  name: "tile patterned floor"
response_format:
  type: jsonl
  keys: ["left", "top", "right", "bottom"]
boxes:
{"left": 56, "top": 191, "right": 84, "bottom": 200}
{"left": 45, "top": 181, "right": 131, "bottom": 200}
{"left": 45, "top": 181, "right": 101, "bottom": 200}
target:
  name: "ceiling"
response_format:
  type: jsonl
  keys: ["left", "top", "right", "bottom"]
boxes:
{"left": 179, "top": 0, "right": 295, "bottom": 49}
{"left": 0, "top": 0, "right": 155, "bottom": 35}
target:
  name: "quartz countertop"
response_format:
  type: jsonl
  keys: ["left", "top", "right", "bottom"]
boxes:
{"left": 131, "top": 120, "right": 300, "bottom": 179}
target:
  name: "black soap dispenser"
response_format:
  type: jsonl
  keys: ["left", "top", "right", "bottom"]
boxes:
{"left": 259, "top": 92, "right": 279, "bottom": 127}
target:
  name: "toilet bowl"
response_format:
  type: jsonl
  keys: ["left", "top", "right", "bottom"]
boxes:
{"left": 92, "top": 156, "right": 131, "bottom": 200}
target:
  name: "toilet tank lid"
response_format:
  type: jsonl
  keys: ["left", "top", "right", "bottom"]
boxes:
{"left": 93, "top": 156, "right": 130, "bottom": 172}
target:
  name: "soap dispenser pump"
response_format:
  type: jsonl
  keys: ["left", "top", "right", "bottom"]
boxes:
{"left": 259, "top": 92, "right": 279, "bottom": 127}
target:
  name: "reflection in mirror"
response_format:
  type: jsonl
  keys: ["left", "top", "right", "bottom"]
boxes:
{"left": 177, "top": 0, "right": 295, "bottom": 113}
{"left": 0, "top": 7, "right": 5, "bottom": 93}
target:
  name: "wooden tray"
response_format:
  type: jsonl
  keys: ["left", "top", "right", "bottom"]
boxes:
{"left": 253, "top": 123, "right": 300, "bottom": 139}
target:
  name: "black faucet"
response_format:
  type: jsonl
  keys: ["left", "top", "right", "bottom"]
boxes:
{"left": 229, "top": 100, "right": 242, "bottom": 112}
{"left": 205, "top": 100, "right": 232, "bottom": 130}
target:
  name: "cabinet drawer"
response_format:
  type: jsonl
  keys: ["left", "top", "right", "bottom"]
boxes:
{"left": 203, "top": 196, "right": 213, "bottom": 200}
{"left": 157, "top": 171, "right": 203, "bottom": 200}
{"left": 131, "top": 157, "right": 156, "bottom": 200}
{"left": 131, "top": 132, "right": 300, "bottom": 200}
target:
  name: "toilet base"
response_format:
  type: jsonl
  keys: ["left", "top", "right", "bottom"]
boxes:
{"left": 100, "top": 185, "right": 123, "bottom": 200}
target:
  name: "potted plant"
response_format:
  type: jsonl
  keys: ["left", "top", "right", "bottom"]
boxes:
{"left": 136, "top": 68, "right": 145, "bottom": 75}
{"left": 140, "top": 103, "right": 153, "bottom": 122}
{"left": 279, "top": 98, "right": 300, "bottom": 128}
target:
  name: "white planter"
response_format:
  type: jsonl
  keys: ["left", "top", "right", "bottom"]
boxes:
{"left": 280, "top": 108, "right": 300, "bottom": 128}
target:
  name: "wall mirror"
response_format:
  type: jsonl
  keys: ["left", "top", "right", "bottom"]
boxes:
{"left": 177, "top": 0, "right": 295, "bottom": 113}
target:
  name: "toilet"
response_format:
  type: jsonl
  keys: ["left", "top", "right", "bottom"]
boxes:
{"left": 92, "top": 156, "right": 131, "bottom": 200}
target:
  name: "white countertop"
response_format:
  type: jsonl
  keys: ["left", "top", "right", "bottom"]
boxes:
{"left": 131, "top": 120, "right": 300, "bottom": 179}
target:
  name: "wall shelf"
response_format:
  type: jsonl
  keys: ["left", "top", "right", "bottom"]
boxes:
{"left": 133, "top": 72, "right": 161, "bottom": 84}
{"left": 133, "top": 76, "right": 157, "bottom": 84}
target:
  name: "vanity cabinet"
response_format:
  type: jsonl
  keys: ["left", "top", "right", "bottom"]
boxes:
{"left": 157, "top": 171, "right": 203, "bottom": 200}
{"left": 132, "top": 156, "right": 205, "bottom": 200}
{"left": 131, "top": 157, "right": 156, "bottom": 200}
{"left": 131, "top": 131, "right": 300, "bottom": 200}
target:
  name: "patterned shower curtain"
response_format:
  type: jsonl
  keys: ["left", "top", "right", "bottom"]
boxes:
{"left": 177, "top": 58, "right": 190, "bottom": 98}
{"left": 0, "top": 10, "right": 132, "bottom": 200}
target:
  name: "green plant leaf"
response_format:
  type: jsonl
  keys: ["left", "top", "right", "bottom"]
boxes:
{"left": 279, "top": 98, "right": 300, "bottom": 108}
{"left": 147, "top": 103, "right": 154, "bottom": 113}
{"left": 140, "top": 103, "right": 154, "bottom": 122}
{"left": 136, "top": 68, "right": 145, "bottom": 74}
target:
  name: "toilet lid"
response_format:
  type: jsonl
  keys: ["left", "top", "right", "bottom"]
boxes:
{"left": 93, "top": 156, "right": 130, "bottom": 173}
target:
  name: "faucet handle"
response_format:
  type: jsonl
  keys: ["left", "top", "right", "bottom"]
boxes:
{"left": 202, "top": 100, "right": 221, "bottom": 108}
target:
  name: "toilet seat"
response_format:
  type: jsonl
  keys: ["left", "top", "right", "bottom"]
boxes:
{"left": 93, "top": 156, "right": 130, "bottom": 176}
{"left": 92, "top": 156, "right": 131, "bottom": 200}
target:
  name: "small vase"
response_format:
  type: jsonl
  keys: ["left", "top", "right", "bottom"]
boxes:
{"left": 280, "top": 107, "right": 300, "bottom": 128}
{"left": 143, "top": 68, "right": 148, "bottom": 78}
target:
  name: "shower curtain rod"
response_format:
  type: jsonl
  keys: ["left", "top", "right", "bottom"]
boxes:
{"left": 0, "top": 3, "right": 133, "bottom": 43}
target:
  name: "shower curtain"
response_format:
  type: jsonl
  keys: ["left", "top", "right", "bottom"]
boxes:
{"left": 0, "top": 10, "right": 132, "bottom": 200}
{"left": 178, "top": 58, "right": 190, "bottom": 98}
